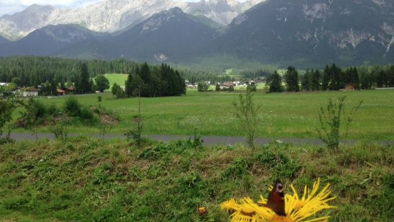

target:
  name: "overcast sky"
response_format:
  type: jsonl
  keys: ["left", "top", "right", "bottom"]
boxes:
{"left": 0, "top": 0, "right": 248, "bottom": 17}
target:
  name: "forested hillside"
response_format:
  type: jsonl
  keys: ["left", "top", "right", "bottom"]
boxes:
{"left": 0, "top": 57, "right": 139, "bottom": 86}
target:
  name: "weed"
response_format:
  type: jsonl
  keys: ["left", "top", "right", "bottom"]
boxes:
{"left": 233, "top": 90, "right": 262, "bottom": 150}
{"left": 222, "top": 158, "right": 252, "bottom": 180}
{"left": 317, "top": 96, "right": 362, "bottom": 149}
{"left": 49, "top": 120, "right": 69, "bottom": 142}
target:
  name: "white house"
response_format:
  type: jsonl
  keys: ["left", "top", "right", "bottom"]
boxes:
{"left": 22, "top": 88, "right": 39, "bottom": 97}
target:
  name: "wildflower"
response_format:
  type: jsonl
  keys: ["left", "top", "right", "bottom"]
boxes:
{"left": 221, "top": 178, "right": 336, "bottom": 222}
{"left": 198, "top": 206, "right": 208, "bottom": 216}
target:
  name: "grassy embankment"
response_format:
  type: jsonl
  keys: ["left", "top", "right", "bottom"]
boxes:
{"left": 11, "top": 89, "right": 394, "bottom": 142}
{"left": 0, "top": 138, "right": 393, "bottom": 222}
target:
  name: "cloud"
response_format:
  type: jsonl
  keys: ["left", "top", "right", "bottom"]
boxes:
{"left": 0, "top": 0, "right": 98, "bottom": 7}
{"left": 0, "top": 4, "right": 26, "bottom": 16}
{"left": 0, "top": 0, "right": 249, "bottom": 17}
{"left": 0, "top": 0, "right": 102, "bottom": 16}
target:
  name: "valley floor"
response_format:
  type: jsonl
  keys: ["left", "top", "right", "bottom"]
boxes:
{"left": 12, "top": 89, "right": 394, "bottom": 142}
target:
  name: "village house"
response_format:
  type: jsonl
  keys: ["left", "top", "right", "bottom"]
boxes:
{"left": 21, "top": 88, "right": 39, "bottom": 97}
{"left": 344, "top": 84, "right": 355, "bottom": 91}
{"left": 57, "top": 89, "right": 66, "bottom": 96}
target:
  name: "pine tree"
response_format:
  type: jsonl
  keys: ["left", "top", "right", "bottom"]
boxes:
{"left": 322, "top": 65, "right": 330, "bottom": 91}
{"left": 329, "top": 64, "right": 342, "bottom": 90}
{"left": 139, "top": 63, "right": 151, "bottom": 97}
{"left": 389, "top": 65, "right": 394, "bottom": 87}
{"left": 351, "top": 67, "right": 360, "bottom": 89}
{"left": 125, "top": 73, "right": 134, "bottom": 97}
{"left": 75, "top": 74, "right": 83, "bottom": 94}
{"left": 50, "top": 80, "right": 58, "bottom": 96}
{"left": 60, "top": 80, "right": 66, "bottom": 89}
{"left": 301, "top": 70, "right": 311, "bottom": 91}
{"left": 267, "top": 71, "right": 283, "bottom": 93}
{"left": 310, "top": 70, "right": 321, "bottom": 91}
{"left": 80, "top": 63, "right": 91, "bottom": 93}
{"left": 284, "top": 66, "right": 299, "bottom": 92}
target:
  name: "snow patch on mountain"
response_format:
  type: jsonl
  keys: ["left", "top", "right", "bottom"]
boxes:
{"left": 373, "top": 0, "right": 386, "bottom": 6}
{"left": 381, "top": 22, "right": 394, "bottom": 52}
{"left": 335, "top": 29, "right": 370, "bottom": 49}
{"left": 303, "top": 3, "right": 332, "bottom": 22}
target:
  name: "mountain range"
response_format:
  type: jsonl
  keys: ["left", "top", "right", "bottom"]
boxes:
{"left": 0, "top": 0, "right": 393, "bottom": 68}
{"left": 0, "top": 0, "right": 262, "bottom": 41}
{"left": 206, "top": 0, "right": 394, "bottom": 66}
{"left": 0, "top": 34, "right": 8, "bottom": 45}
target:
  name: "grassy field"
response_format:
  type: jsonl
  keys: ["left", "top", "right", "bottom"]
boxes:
{"left": 103, "top": 74, "right": 128, "bottom": 88}
{"left": 12, "top": 89, "right": 394, "bottom": 141}
{"left": 0, "top": 139, "right": 393, "bottom": 221}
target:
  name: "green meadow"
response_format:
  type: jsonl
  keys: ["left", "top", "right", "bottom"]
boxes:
{"left": 19, "top": 89, "right": 394, "bottom": 141}
{"left": 103, "top": 74, "right": 128, "bottom": 89}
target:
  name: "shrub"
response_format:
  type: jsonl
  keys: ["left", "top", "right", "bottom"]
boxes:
{"left": 95, "top": 75, "right": 110, "bottom": 92}
{"left": 255, "top": 149, "right": 301, "bottom": 180}
{"left": 48, "top": 104, "right": 61, "bottom": 117}
{"left": 18, "top": 98, "right": 48, "bottom": 139}
{"left": 247, "top": 84, "right": 257, "bottom": 92}
{"left": 64, "top": 97, "right": 81, "bottom": 117}
{"left": 0, "top": 95, "right": 22, "bottom": 136}
{"left": 215, "top": 84, "right": 220, "bottom": 91}
{"left": 197, "top": 82, "right": 210, "bottom": 92}
{"left": 79, "top": 106, "right": 95, "bottom": 122}
{"left": 233, "top": 90, "right": 262, "bottom": 149}
{"left": 222, "top": 158, "right": 251, "bottom": 180}
{"left": 50, "top": 121, "right": 69, "bottom": 142}
{"left": 111, "top": 83, "right": 120, "bottom": 95}
{"left": 317, "top": 96, "right": 362, "bottom": 149}
{"left": 115, "top": 88, "right": 126, "bottom": 99}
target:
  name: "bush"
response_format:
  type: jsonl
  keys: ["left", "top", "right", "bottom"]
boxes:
{"left": 17, "top": 98, "right": 48, "bottom": 139}
{"left": 95, "top": 75, "right": 110, "bottom": 93}
{"left": 50, "top": 121, "right": 69, "bottom": 142}
{"left": 112, "top": 83, "right": 121, "bottom": 95}
{"left": 64, "top": 97, "right": 81, "bottom": 117}
{"left": 48, "top": 104, "right": 61, "bottom": 117}
{"left": 115, "top": 88, "right": 126, "bottom": 99}
{"left": 247, "top": 84, "right": 257, "bottom": 92}
{"left": 30, "top": 99, "right": 47, "bottom": 119}
{"left": 197, "top": 82, "right": 210, "bottom": 92}
{"left": 317, "top": 96, "right": 362, "bottom": 149}
{"left": 215, "top": 84, "right": 220, "bottom": 91}
{"left": 233, "top": 90, "right": 261, "bottom": 149}
{"left": 80, "top": 106, "right": 95, "bottom": 121}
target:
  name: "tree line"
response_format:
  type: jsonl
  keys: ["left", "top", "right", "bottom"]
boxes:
{"left": 121, "top": 63, "right": 186, "bottom": 98}
{"left": 0, "top": 57, "right": 141, "bottom": 87}
{"left": 0, "top": 57, "right": 186, "bottom": 97}
{"left": 266, "top": 64, "right": 394, "bottom": 93}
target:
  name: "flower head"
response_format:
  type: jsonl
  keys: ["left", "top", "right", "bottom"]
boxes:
{"left": 198, "top": 206, "right": 208, "bottom": 216}
{"left": 221, "top": 178, "right": 336, "bottom": 222}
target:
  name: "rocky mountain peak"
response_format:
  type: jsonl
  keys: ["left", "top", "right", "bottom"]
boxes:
{"left": 0, "top": 0, "right": 264, "bottom": 40}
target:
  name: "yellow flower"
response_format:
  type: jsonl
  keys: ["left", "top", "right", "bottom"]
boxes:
{"left": 221, "top": 178, "right": 336, "bottom": 222}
